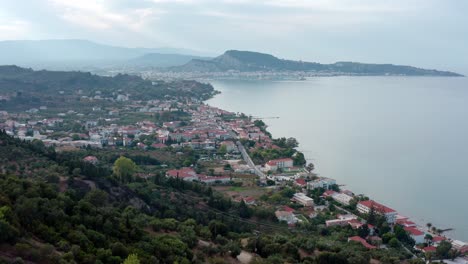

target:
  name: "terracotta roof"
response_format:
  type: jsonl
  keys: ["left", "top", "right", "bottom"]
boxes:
{"left": 243, "top": 196, "right": 256, "bottom": 202}
{"left": 432, "top": 236, "right": 446, "bottom": 243}
{"left": 358, "top": 200, "right": 396, "bottom": 214}
{"left": 166, "top": 168, "right": 197, "bottom": 178}
{"left": 423, "top": 246, "right": 437, "bottom": 252}
{"left": 295, "top": 178, "right": 307, "bottom": 186}
{"left": 322, "top": 190, "right": 337, "bottom": 197}
{"left": 404, "top": 227, "right": 424, "bottom": 236}
{"left": 281, "top": 206, "right": 295, "bottom": 213}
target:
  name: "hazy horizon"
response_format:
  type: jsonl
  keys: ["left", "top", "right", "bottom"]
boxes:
{"left": 1, "top": 0, "right": 467, "bottom": 74}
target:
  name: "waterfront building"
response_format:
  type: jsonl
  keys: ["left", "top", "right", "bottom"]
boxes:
{"left": 357, "top": 200, "right": 397, "bottom": 224}
{"left": 307, "top": 177, "right": 337, "bottom": 190}
{"left": 332, "top": 192, "right": 354, "bottom": 205}
{"left": 404, "top": 227, "right": 425, "bottom": 244}
{"left": 265, "top": 158, "right": 293, "bottom": 171}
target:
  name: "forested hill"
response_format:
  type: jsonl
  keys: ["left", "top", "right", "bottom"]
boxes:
{"left": 0, "top": 65, "right": 215, "bottom": 111}
{"left": 171, "top": 50, "right": 463, "bottom": 76}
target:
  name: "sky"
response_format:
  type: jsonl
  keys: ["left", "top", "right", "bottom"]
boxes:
{"left": 0, "top": 0, "right": 467, "bottom": 73}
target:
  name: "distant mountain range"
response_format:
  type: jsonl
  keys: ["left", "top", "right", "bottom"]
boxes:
{"left": 170, "top": 50, "right": 462, "bottom": 76}
{"left": 0, "top": 39, "right": 210, "bottom": 69}
{"left": 0, "top": 40, "right": 462, "bottom": 76}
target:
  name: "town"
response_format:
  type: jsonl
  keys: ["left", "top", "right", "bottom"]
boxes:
{"left": 1, "top": 78, "right": 467, "bottom": 264}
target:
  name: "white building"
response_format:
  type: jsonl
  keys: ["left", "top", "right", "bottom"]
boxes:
{"left": 198, "top": 176, "right": 231, "bottom": 184}
{"left": 265, "top": 158, "right": 294, "bottom": 171}
{"left": 357, "top": 200, "right": 397, "bottom": 224}
{"left": 293, "top": 193, "right": 314, "bottom": 207}
{"left": 404, "top": 227, "right": 425, "bottom": 244}
{"left": 307, "top": 177, "right": 337, "bottom": 190}
{"left": 332, "top": 192, "right": 354, "bottom": 206}
{"left": 325, "top": 214, "right": 358, "bottom": 227}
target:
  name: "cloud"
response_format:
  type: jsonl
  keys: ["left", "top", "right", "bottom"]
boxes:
{"left": 47, "top": 0, "right": 165, "bottom": 32}
{"left": 0, "top": 11, "right": 31, "bottom": 39}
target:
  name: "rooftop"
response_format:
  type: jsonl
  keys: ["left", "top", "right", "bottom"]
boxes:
{"left": 358, "top": 200, "right": 396, "bottom": 214}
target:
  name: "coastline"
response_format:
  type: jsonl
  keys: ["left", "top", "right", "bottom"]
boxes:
{"left": 205, "top": 85, "right": 467, "bottom": 247}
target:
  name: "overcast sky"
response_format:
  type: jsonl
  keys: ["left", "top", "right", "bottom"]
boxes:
{"left": 1, "top": 0, "right": 467, "bottom": 73}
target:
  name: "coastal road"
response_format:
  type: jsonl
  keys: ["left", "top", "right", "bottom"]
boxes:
{"left": 236, "top": 141, "right": 267, "bottom": 179}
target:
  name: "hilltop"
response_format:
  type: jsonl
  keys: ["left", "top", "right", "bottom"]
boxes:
{"left": 170, "top": 50, "right": 463, "bottom": 76}
{"left": 0, "top": 40, "right": 462, "bottom": 76}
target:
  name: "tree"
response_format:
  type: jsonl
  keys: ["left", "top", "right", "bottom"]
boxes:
{"left": 113, "top": 156, "right": 138, "bottom": 183}
{"left": 426, "top": 222, "right": 432, "bottom": 232}
{"left": 424, "top": 234, "right": 433, "bottom": 245}
{"left": 239, "top": 200, "right": 252, "bottom": 218}
{"left": 436, "top": 240, "right": 452, "bottom": 259}
{"left": 123, "top": 254, "right": 140, "bottom": 264}
{"left": 367, "top": 206, "right": 376, "bottom": 225}
{"left": 388, "top": 238, "right": 400, "bottom": 248}
{"left": 218, "top": 145, "right": 227, "bottom": 155}
{"left": 305, "top": 163, "right": 315, "bottom": 173}
{"left": 358, "top": 224, "right": 370, "bottom": 238}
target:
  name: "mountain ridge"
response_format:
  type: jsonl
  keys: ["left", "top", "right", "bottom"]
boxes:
{"left": 170, "top": 50, "right": 463, "bottom": 76}
{"left": 0, "top": 40, "right": 462, "bottom": 76}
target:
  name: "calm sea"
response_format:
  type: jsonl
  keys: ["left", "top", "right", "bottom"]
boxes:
{"left": 207, "top": 77, "right": 468, "bottom": 241}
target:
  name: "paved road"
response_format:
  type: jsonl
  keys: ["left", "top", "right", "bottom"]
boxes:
{"left": 236, "top": 141, "right": 266, "bottom": 179}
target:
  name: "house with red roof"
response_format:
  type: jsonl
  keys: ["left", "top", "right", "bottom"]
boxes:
{"left": 166, "top": 168, "right": 198, "bottom": 182}
{"left": 422, "top": 246, "right": 437, "bottom": 253}
{"left": 431, "top": 236, "right": 446, "bottom": 246}
{"left": 396, "top": 218, "right": 417, "bottom": 228}
{"left": 275, "top": 206, "right": 298, "bottom": 225}
{"left": 265, "top": 158, "right": 293, "bottom": 172}
{"left": 243, "top": 196, "right": 256, "bottom": 205}
{"left": 357, "top": 200, "right": 397, "bottom": 224}
{"left": 348, "top": 236, "right": 376, "bottom": 249}
{"left": 404, "top": 227, "right": 425, "bottom": 244}
{"left": 295, "top": 178, "right": 307, "bottom": 188}
{"left": 321, "top": 190, "right": 337, "bottom": 198}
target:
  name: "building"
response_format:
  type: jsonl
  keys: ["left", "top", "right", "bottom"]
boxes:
{"left": 357, "top": 200, "right": 397, "bottom": 224}
{"left": 422, "top": 246, "right": 437, "bottom": 253}
{"left": 431, "top": 236, "right": 446, "bottom": 246}
{"left": 307, "top": 177, "right": 337, "bottom": 190}
{"left": 332, "top": 192, "right": 354, "bottom": 206}
{"left": 275, "top": 206, "right": 298, "bottom": 225}
{"left": 265, "top": 158, "right": 293, "bottom": 171}
{"left": 198, "top": 175, "right": 231, "bottom": 184}
{"left": 243, "top": 196, "right": 256, "bottom": 205}
{"left": 325, "top": 214, "right": 357, "bottom": 227}
{"left": 292, "top": 193, "right": 314, "bottom": 207}
{"left": 166, "top": 168, "right": 199, "bottom": 182}
{"left": 404, "top": 227, "right": 425, "bottom": 244}
{"left": 220, "top": 141, "right": 237, "bottom": 153}
{"left": 294, "top": 178, "right": 307, "bottom": 188}
{"left": 452, "top": 240, "right": 468, "bottom": 254}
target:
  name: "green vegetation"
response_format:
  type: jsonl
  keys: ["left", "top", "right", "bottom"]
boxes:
{"left": 113, "top": 156, "right": 138, "bottom": 183}
{"left": 0, "top": 131, "right": 420, "bottom": 263}
{"left": 0, "top": 66, "right": 216, "bottom": 112}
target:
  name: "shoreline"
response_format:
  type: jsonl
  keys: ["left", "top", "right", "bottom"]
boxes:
{"left": 205, "top": 87, "right": 467, "bottom": 246}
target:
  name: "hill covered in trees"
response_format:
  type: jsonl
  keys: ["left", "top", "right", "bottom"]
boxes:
{"left": 0, "top": 66, "right": 215, "bottom": 111}
{"left": 0, "top": 131, "right": 422, "bottom": 264}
